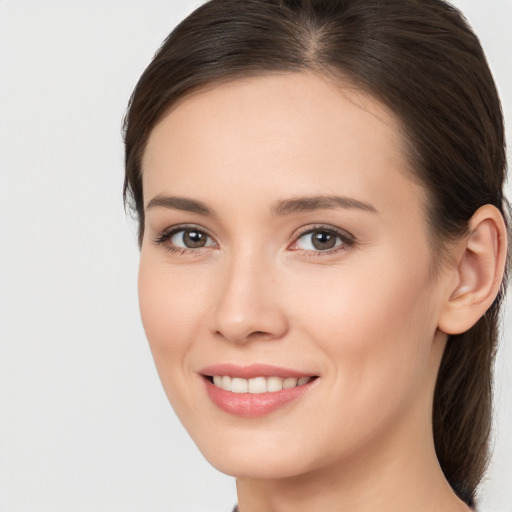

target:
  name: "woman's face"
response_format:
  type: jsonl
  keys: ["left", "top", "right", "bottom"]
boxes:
{"left": 139, "top": 73, "right": 449, "bottom": 478}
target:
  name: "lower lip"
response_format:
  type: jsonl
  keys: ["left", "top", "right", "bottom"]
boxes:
{"left": 203, "top": 377, "right": 316, "bottom": 418}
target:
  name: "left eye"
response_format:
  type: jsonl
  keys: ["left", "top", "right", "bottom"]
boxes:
{"left": 293, "top": 229, "right": 347, "bottom": 251}
{"left": 168, "top": 228, "right": 216, "bottom": 249}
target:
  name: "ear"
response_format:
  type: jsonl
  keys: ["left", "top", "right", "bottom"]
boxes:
{"left": 438, "top": 204, "right": 508, "bottom": 335}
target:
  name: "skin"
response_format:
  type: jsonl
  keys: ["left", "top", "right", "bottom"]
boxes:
{"left": 138, "top": 72, "right": 479, "bottom": 512}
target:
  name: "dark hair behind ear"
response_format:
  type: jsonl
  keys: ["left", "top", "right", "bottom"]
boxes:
{"left": 123, "top": 0, "right": 510, "bottom": 505}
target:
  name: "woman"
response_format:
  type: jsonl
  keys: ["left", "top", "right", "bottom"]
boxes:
{"left": 123, "top": 0, "right": 510, "bottom": 510}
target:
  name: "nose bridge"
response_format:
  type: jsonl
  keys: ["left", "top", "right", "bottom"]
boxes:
{"left": 211, "top": 244, "right": 287, "bottom": 343}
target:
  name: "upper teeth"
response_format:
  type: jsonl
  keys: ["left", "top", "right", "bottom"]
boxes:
{"left": 212, "top": 375, "right": 312, "bottom": 394}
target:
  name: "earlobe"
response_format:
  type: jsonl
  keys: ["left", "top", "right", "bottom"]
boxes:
{"left": 438, "top": 205, "right": 508, "bottom": 335}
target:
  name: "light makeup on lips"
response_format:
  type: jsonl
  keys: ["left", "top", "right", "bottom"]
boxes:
{"left": 200, "top": 364, "right": 319, "bottom": 418}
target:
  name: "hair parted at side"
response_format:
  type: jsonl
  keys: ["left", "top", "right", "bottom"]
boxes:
{"left": 123, "top": 0, "right": 510, "bottom": 506}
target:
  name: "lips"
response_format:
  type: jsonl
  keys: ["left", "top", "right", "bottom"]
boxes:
{"left": 200, "top": 363, "right": 314, "bottom": 379}
{"left": 199, "top": 364, "right": 318, "bottom": 417}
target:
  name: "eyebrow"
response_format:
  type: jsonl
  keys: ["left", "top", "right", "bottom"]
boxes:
{"left": 145, "top": 194, "right": 378, "bottom": 216}
{"left": 271, "top": 195, "right": 378, "bottom": 216}
{"left": 146, "top": 195, "right": 214, "bottom": 215}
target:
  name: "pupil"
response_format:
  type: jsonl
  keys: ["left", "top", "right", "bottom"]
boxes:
{"left": 312, "top": 231, "right": 336, "bottom": 250}
{"left": 183, "top": 230, "right": 206, "bottom": 248}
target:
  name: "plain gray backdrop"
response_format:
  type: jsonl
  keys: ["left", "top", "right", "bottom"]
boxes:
{"left": 0, "top": 1, "right": 510, "bottom": 511}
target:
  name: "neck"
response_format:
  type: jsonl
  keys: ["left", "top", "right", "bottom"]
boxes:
{"left": 235, "top": 428, "right": 470, "bottom": 512}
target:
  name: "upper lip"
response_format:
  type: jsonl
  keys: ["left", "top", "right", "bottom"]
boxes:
{"left": 199, "top": 363, "right": 316, "bottom": 379}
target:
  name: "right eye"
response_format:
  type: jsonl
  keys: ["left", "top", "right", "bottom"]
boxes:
{"left": 154, "top": 226, "right": 217, "bottom": 252}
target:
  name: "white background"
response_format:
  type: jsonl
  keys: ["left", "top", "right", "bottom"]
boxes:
{"left": 0, "top": 1, "right": 510, "bottom": 511}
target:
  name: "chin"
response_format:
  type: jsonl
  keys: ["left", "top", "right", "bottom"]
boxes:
{"left": 206, "top": 450, "right": 313, "bottom": 480}
{"left": 188, "top": 424, "right": 335, "bottom": 480}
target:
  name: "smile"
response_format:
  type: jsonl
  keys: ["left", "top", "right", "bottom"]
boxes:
{"left": 200, "top": 364, "right": 319, "bottom": 417}
{"left": 210, "top": 375, "right": 313, "bottom": 393}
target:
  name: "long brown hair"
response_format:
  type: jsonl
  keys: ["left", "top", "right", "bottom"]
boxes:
{"left": 123, "top": 0, "right": 510, "bottom": 505}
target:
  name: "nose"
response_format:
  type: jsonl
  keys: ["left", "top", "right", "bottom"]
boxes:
{"left": 210, "top": 250, "right": 289, "bottom": 344}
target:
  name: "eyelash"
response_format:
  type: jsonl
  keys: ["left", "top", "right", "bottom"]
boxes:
{"left": 290, "top": 225, "right": 356, "bottom": 256}
{"left": 153, "top": 224, "right": 216, "bottom": 256}
{"left": 153, "top": 224, "right": 356, "bottom": 257}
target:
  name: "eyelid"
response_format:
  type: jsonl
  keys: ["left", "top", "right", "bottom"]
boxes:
{"left": 152, "top": 222, "right": 356, "bottom": 256}
{"left": 289, "top": 224, "right": 356, "bottom": 253}
{"left": 153, "top": 223, "right": 218, "bottom": 252}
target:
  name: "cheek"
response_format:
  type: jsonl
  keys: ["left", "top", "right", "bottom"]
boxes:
{"left": 137, "top": 254, "right": 207, "bottom": 371}
{"left": 289, "top": 251, "right": 438, "bottom": 399}
{"left": 137, "top": 255, "right": 215, "bottom": 425}
{"left": 274, "top": 256, "right": 439, "bottom": 461}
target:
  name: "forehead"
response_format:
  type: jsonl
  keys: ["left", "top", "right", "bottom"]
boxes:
{"left": 142, "top": 72, "right": 423, "bottom": 218}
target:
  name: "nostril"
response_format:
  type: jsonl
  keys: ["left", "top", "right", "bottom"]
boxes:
{"left": 247, "top": 331, "right": 270, "bottom": 339}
